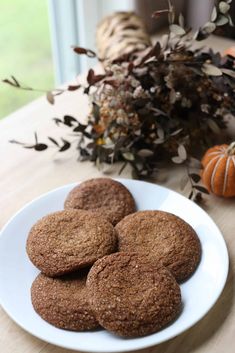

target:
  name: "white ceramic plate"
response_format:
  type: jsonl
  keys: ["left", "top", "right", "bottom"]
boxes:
{"left": 0, "top": 179, "right": 229, "bottom": 352}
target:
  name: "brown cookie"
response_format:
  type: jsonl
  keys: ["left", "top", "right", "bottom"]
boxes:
{"left": 86, "top": 252, "right": 181, "bottom": 337}
{"left": 115, "top": 210, "right": 201, "bottom": 283}
{"left": 64, "top": 178, "right": 136, "bottom": 225}
{"left": 27, "top": 209, "right": 117, "bottom": 277}
{"left": 31, "top": 271, "right": 99, "bottom": 331}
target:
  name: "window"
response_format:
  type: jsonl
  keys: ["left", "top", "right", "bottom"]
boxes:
{"left": 1, "top": 0, "right": 234, "bottom": 119}
{"left": 48, "top": 0, "right": 135, "bottom": 83}
{"left": 0, "top": 0, "right": 53, "bottom": 119}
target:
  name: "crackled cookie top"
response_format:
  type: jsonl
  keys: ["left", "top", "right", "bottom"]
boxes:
{"left": 116, "top": 210, "right": 201, "bottom": 282}
{"left": 87, "top": 252, "right": 181, "bottom": 337}
{"left": 31, "top": 271, "right": 99, "bottom": 331}
{"left": 64, "top": 178, "right": 136, "bottom": 225}
{"left": 27, "top": 209, "right": 116, "bottom": 276}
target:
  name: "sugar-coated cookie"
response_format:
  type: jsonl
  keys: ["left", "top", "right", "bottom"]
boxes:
{"left": 31, "top": 271, "right": 99, "bottom": 331}
{"left": 27, "top": 209, "right": 117, "bottom": 276}
{"left": 116, "top": 210, "right": 201, "bottom": 282}
{"left": 87, "top": 252, "right": 181, "bottom": 337}
{"left": 64, "top": 178, "right": 136, "bottom": 225}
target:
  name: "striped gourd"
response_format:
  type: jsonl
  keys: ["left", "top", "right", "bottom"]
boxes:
{"left": 201, "top": 143, "right": 235, "bottom": 197}
{"left": 96, "top": 12, "right": 151, "bottom": 66}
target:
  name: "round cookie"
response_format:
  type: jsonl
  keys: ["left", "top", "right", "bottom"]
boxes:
{"left": 27, "top": 209, "right": 117, "bottom": 277}
{"left": 115, "top": 210, "right": 201, "bottom": 283}
{"left": 64, "top": 178, "right": 136, "bottom": 225}
{"left": 31, "top": 271, "right": 99, "bottom": 331}
{"left": 86, "top": 252, "right": 181, "bottom": 337}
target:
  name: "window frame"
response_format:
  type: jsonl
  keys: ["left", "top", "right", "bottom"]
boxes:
{"left": 48, "top": 0, "right": 134, "bottom": 84}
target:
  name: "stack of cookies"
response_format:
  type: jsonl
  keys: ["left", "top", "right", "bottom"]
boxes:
{"left": 27, "top": 178, "right": 201, "bottom": 338}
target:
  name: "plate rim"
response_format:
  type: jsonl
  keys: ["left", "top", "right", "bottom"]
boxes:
{"left": 0, "top": 178, "right": 229, "bottom": 352}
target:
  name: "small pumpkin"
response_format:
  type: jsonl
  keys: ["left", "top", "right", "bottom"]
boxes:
{"left": 224, "top": 47, "right": 235, "bottom": 58}
{"left": 201, "top": 142, "right": 235, "bottom": 197}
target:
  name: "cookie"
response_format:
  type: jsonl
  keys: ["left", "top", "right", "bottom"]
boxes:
{"left": 31, "top": 271, "right": 99, "bottom": 331}
{"left": 115, "top": 210, "right": 201, "bottom": 282}
{"left": 27, "top": 209, "right": 117, "bottom": 277}
{"left": 64, "top": 178, "right": 136, "bottom": 225}
{"left": 87, "top": 252, "right": 181, "bottom": 337}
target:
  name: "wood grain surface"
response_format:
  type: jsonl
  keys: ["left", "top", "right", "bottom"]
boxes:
{"left": 0, "top": 36, "right": 235, "bottom": 353}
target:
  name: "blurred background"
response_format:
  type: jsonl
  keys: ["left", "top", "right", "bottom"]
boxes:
{"left": 0, "top": 0, "right": 235, "bottom": 120}
{"left": 0, "top": 0, "right": 53, "bottom": 119}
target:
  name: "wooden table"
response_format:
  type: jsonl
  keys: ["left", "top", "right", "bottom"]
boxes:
{"left": 1, "top": 36, "right": 235, "bottom": 353}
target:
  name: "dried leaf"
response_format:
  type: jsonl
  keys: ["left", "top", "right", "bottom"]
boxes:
{"left": 216, "top": 15, "right": 229, "bottom": 26}
{"left": 195, "top": 192, "right": 203, "bottom": 204}
{"left": 221, "top": 68, "right": 235, "bottom": 78}
{"left": 202, "top": 64, "right": 222, "bottom": 76}
{"left": 73, "top": 46, "right": 96, "bottom": 58}
{"left": 161, "top": 34, "right": 169, "bottom": 51}
{"left": 68, "top": 84, "right": 81, "bottom": 91}
{"left": 202, "top": 22, "right": 216, "bottom": 34}
{"left": 172, "top": 156, "right": 184, "bottom": 164}
{"left": 137, "top": 149, "right": 154, "bottom": 157}
{"left": 122, "top": 152, "right": 135, "bottom": 161}
{"left": 46, "top": 91, "right": 55, "bottom": 104}
{"left": 228, "top": 15, "right": 234, "bottom": 26}
{"left": 63, "top": 115, "right": 77, "bottom": 127}
{"left": 211, "top": 6, "right": 217, "bottom": 22}
{"left": 154, "top": 138, "right": 165, "bottom": 145}
{"left": 219, "top": 2, "right": 230, "bottom": 14}
{"left": 59, "top": 139, "right": 71, "bottom": 152}
{"left": 83, "top": 86, "right": 90, "bottom": 95}
{"left": 87, "top": 69, "right": 105, "bottom": 85}
{"left": 171, "top": 129, "right": 183, "bottom": 136}
{"left": 193, "top": 185, "right": 210, "bottom": 194}
{"left": 53, "top": 118, "right": 62, "bottom": 126}
{"left": 190, "top": 173, "right": 201, "bottom": 183}
{"left": 170, "top": 24, "right": 186, "bottom": 36}
{"left": 178, "top": 145, "right": 187, "bottom": 160}
{"left": 139, "top": 42, "right": 161, "bottom": 65}
{"left": 152, "top": 42, "right": 162, "bottom": 58}
{"left": 195, "top": 30, "right": 209, "bottom": 41}
{"left": 34, "top": 144, "right": 48, "bottom": 151}
{"left": 134, "top": 129, "right": 141, "bottom": 136}
{"left": 157, "top": 128, "right": 164, "bottom": 140}
{"left": 73, "top": 123, "right": 87, "bottom": 133}
{"left": 207, "top": 119, "right": 221, "bottom": 134}
{"left": 178, "top": 13, "right": 185, "bottom": 28}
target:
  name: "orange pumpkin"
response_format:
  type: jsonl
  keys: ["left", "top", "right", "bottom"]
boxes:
{"left": 224, "top": 47, "right": 235, "bottom": 58}
{"left": 201, "top": 143, "right": 235, "bottom": 197}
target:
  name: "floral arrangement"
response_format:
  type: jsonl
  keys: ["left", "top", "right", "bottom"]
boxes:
{"left": 5, "top": 0, "right": 235, "bottom": 202}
